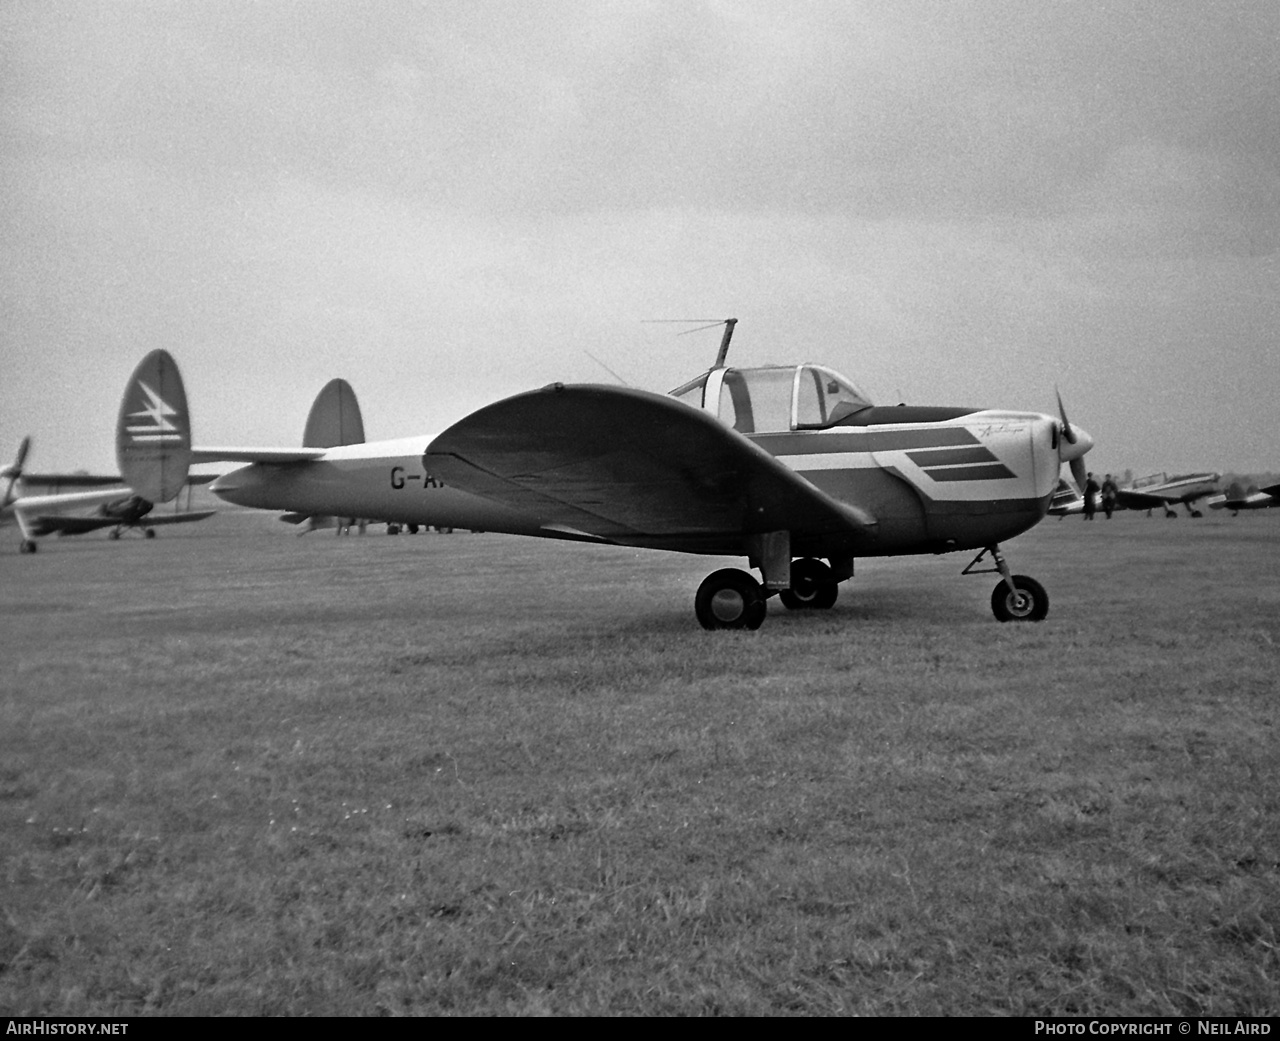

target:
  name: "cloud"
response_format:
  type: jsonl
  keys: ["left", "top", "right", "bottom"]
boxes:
{"left": 2, "top": 0, "right": 1278, "bottom": 475}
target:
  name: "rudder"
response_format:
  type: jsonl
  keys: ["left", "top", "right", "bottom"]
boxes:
{"left": 116, "top": 350, "right": 192, "bottom": 503}
{"left": 302, "top": 378, "right": 365, "bottom": 448}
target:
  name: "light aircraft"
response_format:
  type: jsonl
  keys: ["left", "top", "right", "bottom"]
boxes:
{"left": 1208, "top": 481, "right": 1280, "bottom": 514}
{"left": 21, "top": 485, "right": 215, "bottom": 541}
{"left": 1115, "top": 471, "right": 1222, "bottom": 517}
{"left": 131, "top": 323, "right": 1095, "bottom": 629}
{"left": 2, "top": 435, "right": 211, "bottom": 553}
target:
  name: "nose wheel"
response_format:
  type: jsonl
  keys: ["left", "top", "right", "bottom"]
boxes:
{"left": 990, "top": 575, "right": 1048, "bottom": 621}
{"left": 963, "top": 545, "right": 1049, "bottom": 622}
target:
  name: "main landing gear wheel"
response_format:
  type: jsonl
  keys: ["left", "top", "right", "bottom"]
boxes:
{"left": 19, "top": 539, "right": 37, "bottom": 554}
{"left": 991, "top": 576, "right": 1049, "bottom": 622}
{"left": 144, "top": 528, "right": 156, "bottom": 539}
{"left": 779, "top": 557, "right": 839, "bottom": 610}
{"left": 695, "top": 569, "right": 767, "bottom": 631}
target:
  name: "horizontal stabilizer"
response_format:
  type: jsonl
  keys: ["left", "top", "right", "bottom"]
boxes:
{"left": 190, "top": 447, "right": 327, "bottom": 464}
{"left": 20, "top": 474, "right": 128, "bottom": 489}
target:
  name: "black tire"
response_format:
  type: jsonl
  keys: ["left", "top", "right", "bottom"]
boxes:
{"left": 386, "top": 524, "right": 400, "bottom": 535}
{"left": 144, "top": 528, "right": 156, "bottom": 539}
{"left": 991, "top": 575, "right": 1049, "bottom": 622}
{"left": 780, "top": 557, "right": 839, "bottom": 610}
{"left": 108, "top": 530, "right": 120, "bottom": 540}
{"left": 695, "top": 569, "right": 767, "bottom": 631}
{"left": 19, "top": 539, "right": 36, "bottom": 554}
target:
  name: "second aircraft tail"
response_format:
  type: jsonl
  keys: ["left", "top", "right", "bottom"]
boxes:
{"left": 116, "top": 350, "right": 192, "bottom": 503}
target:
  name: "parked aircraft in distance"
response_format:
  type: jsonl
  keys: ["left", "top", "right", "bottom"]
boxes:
{"left": 1208, "top": 481, "right": 1280, "bottom": 514}
{"left": 22, "top": 486, "right": 215, "bottom": 541}
{"left": 1048, "top": 478, "right": 1083, "bottom": 517}
{"left": 130, "top": 322, "right": 1096, "bottom": 629}
{"left": 2, "top": 433, "right": 210, "bottom": 553}
{"left": 1116, "top": 471, "right": 1222, "bottom": 517}
{"left": 2, "top": 438, "right": 124, "bottom": 553}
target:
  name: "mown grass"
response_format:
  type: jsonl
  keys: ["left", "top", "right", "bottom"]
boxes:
{"left": 2, "top": 511, "right": 1278, "bottom": 1015}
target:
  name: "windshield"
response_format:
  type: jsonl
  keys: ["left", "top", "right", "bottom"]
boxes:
{"left": 718, "top": 368, "right": 794, "bottom": 433}
{"left": 794, "top": 366, "right": 872, "bottom": 428}
{"left": 669, "top": 364, "right": 872, "bottom": 431}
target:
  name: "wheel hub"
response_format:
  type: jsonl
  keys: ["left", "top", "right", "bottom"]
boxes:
{"left": 710, "top": 589, "right": 746, "bottom": 622}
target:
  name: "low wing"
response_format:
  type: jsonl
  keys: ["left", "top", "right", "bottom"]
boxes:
{"left": 25, "top": 508, "right": 214, "bottom": 537}
{"left": 424, "top": 384, "right": 876, "bottom": 552}
{"left": 25, "top": 514, "right": 118, "bottom": 536}
{"left": 1114, "top": 488, "right": 1174, "bottom": 509}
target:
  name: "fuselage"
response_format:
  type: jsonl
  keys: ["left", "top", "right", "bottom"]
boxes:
{"left": 212, "top": 363, "right": 1077, "bottom": 559}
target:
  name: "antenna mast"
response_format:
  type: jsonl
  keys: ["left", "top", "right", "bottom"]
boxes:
{"left": 714, "top": 318, "right": 737, "bottom": 369}
{"left": 642, "top": 317, "right": 739, "bottom": 369}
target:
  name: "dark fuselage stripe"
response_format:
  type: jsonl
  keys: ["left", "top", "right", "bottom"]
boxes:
{"left": 752, "top": 427, "right": 979, "bottom": 456}
{"left": 923, "top": 463, "right": 1016, "bottom": 482}
{"left": 906, "top": 446, "right": 998, "bottom": 466}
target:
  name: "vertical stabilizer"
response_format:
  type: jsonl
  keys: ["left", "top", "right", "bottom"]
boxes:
{"left": 302, "top": 379, "right": 365, "bottom": 447}
{"left": 116, "top": 350, "right": 192, "bottom": 503}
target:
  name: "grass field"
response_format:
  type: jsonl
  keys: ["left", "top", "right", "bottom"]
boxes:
{"left": 2, "top": 509, "right": 1278, "bottom": 1016}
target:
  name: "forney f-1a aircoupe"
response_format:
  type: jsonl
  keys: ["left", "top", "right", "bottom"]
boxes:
{"left": 122, "top": 322, "right": 1094, "bottom": 629}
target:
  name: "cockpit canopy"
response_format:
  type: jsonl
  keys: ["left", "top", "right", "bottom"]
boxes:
{"left": 670, "top": 365, "right": 872, "bottom": 433}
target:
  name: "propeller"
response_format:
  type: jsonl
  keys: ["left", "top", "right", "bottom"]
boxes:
{"left": 1055, "top": 390, "right": 1092, "bottom": 488}
{"left": 1, "top": 436, "right": 31, "bottom": 507}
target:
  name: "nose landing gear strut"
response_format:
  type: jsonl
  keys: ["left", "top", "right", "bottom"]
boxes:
{"left": 963, "top": 545, "right": 1049, "bottom": 622}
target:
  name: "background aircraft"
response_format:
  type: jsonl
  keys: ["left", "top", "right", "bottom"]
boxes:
{"left": 4, "top": 375, "right": 217, "bottom": 553}
{"left": 1209, "top": 481, "right": 1280, "bottom": 513}
{"left": 2, "top": 437, "right": 132, "bottom": 553}
{"left": 129, "top": 328, "right": 1095, "bottom": 629}
{"left": 1115, "top": 471, "right": 1222, "bottom": 517}
{"left": 21, "top": 485, "right": 215, "bottom": 541}
{"left": 1048, "top": 477, "right": 1083, "bottom": 517}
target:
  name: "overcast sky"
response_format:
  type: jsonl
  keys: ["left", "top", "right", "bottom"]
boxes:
{"left": 3, "top": 0, "right": 1278, "bottom": 477}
